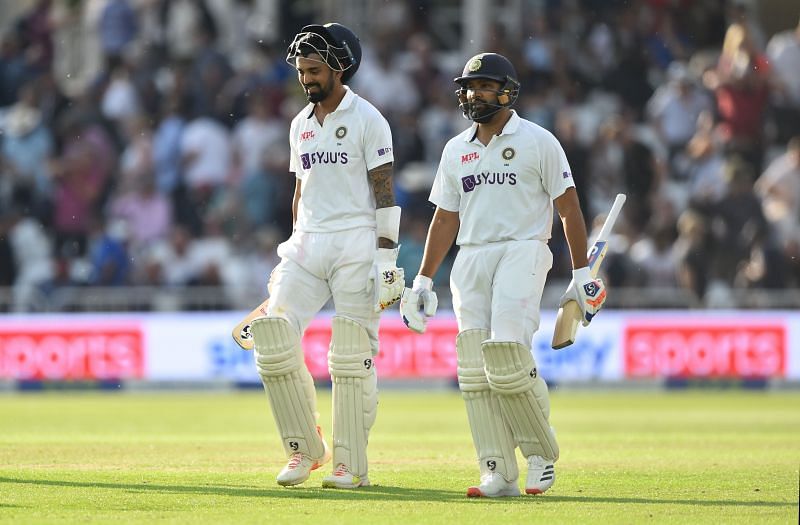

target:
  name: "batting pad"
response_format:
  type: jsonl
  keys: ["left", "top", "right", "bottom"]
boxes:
{"left": 328, "top": 316, "right": 378, "bottom": 478}
{"left": 482, "top": 341, "right": 559, "bottom": 462}
{"left": 251, "top": 317, "right": 325, "bottom": 459}
{"left": 456, "top": 329, "right": 519, "bottom": 482}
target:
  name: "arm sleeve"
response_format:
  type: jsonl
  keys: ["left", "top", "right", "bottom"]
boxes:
{"left": 539, "top": 132, "right": 575, "bottom": 200}
{"left": 363, "top": 110, "right": 394, "bottom": 170}
{"left": 429, "top": 145, "right": 460, "bottom": 212}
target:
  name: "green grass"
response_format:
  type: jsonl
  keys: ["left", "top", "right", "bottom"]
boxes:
{"left": 0, "top": 389, "right": 798, "bottom": 524}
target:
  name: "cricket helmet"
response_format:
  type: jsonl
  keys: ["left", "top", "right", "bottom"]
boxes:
{"left": 454, "top": 53, "right": 520, "bottom": 121}
{"left": 286, "top": 23, "right": 362, "bottom": 83}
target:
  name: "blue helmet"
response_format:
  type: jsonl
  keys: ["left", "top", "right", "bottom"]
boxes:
{"left": 454, "top": 53, "right": 521, "bottom": 121}
{"left": 286, "top": 23, "right": 362, "bottom": 83}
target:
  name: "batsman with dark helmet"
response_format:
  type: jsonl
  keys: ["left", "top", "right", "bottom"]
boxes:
{"left": 401, "top": 52, "right": 606, "bottom": 497}
{"left": 249, "top": 22, "right": 403, "bottom": 490}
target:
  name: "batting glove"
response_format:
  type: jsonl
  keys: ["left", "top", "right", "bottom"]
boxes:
{"left": 369, "top": 247, "right": 405, "bottom": 312}
{"left": 400, "top": 275, "right": 438, "bottom": 334}
{"left": 559, "top": 266, "right": 607, "bottom": 326}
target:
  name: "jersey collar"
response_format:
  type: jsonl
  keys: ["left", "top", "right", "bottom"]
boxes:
{"left": 464, "top": 110, "right": 521, "bottom": 142}
{"left": 305, "top": 86, "right": 357, "bottom": 119}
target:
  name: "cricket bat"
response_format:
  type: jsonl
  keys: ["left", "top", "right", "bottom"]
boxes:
{"left": 551, "top": 193, "right": 626, "bottom": 350}
{"left": 231, "top": 298, "right": 270, "bottom": 350}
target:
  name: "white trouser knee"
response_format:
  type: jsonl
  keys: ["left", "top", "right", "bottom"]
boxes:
{"left": 482, "top": 340, "right": 559, "bottom": 462}
{"left": 457, "top": 329, "right": 519, "bottom": 481}
{"left": 252, "top": 317, "right": 324, "bottom": 459}
{"left": 328, "top": 316, "right": 378, "bottom": 478}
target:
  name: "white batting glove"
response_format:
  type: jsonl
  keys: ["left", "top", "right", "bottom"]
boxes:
{"left": 559, "top": 266, "right": 607, "bottom": 326}
{"left": 369, "top": 247, "right": 405, "bottom": 312}
{"left": 400, "top": 275, "right": 438, "bottom": 334}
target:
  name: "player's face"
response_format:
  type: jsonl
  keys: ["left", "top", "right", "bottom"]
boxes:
{"left": 463, "top": 78, "right": 503, "bottom": 123}
{"left": 296, "top": 54, "right": 336, "bottom": 103}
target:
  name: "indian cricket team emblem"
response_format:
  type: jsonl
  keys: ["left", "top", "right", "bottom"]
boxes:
{"left": 583, "top": 282, "right": 599, "bottom": 297}
{"left": 335, "top": 126, "right": 347, "bottom": 139}
{"left": 502, "top": 147, "right": 515, "bottom": 160}
{"left": 468, "top": 58, "right": 482, "bottom": 72}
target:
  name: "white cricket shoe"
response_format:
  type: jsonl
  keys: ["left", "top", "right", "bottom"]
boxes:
{"left": 466, "top": 473, "right": 520, "bottom": 498}
{"left": 321, "top": 463, "right": 370, "bottom": 489}
{"left": 276, "top": 428, "right": 332, "bottom": 487}
{"left": 525, "top": 455, "right": 555, "bottom": 495}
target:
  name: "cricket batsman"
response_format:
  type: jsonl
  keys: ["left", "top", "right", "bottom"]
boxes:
{"left": 400, "top": 53, "right": 606, "bottom": 497}
{"left": 249, "top": 22, "right": 403, "bottom": 489}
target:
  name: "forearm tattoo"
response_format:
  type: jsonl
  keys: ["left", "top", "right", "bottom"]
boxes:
{"left": 368, "top": 163, "right": 395, "bottom": 209}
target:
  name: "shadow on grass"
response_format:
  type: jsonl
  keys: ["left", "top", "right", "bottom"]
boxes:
{"left": 0, "top": 476, "right": 791, "bottom": 508}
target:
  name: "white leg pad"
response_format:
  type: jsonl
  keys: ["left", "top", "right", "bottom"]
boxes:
{"left": 482, "top": 341, "right": 559, "bottom": 462}
{"left": 251, "top": 317, "right": 325, "bottom": 459}
{"left": 328, "top": 316, "right": 378, "bottom": 478}
{"left": 457, "top": 329, "right": 519, "bottom": 482}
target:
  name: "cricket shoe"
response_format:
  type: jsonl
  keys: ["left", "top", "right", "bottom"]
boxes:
{"left": 466, "top": 473, "right": 520, "bottom": 498}
{"left": 525, "top": 455, "right": 555, "bottom": 494}
{"left": 276, "top": 427, "right": 332, "bottom": 487}
{"left": 321, "top": 463, "right": 370, "bottom": 489}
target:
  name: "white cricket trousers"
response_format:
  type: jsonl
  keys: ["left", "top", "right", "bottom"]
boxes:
{"left": 451, "top": 239, "right": 553, "bottom": 345}
{"left": 266, "top": 227, "right": 381, "bottom": 353}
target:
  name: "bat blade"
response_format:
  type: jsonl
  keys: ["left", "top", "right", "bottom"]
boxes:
{"left": 231, "top": 298, "right": 270, "bottom": 350}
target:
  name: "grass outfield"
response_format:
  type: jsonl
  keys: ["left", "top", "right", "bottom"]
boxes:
{"left": 0, "top": 390, "right": 798, "bottom": 524}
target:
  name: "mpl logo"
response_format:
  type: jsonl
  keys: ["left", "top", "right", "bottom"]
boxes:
{"left": 461, "top": 152, "right": 480, "bottom": 165}
{"left": 624, "top": 322, "right": 786, "bottom": 378}
{"left": 300, "top": 130, "right": 315, "bottom": 142}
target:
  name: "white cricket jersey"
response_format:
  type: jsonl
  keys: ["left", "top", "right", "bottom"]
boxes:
{"left": 429, "top": 110, "right": 574, "bottom": 246}
{"left": 289, "top": 87, "right": 394, "bottom": 233}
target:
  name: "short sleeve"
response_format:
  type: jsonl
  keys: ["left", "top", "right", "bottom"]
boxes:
{"left": 429, "top": 145, "right": 460, "bottom": 212}
{"left": 539, "top": 132, "right": 574, "bottom": 200}
{"left": 363, "top": 110, "right": 394, "bottom": 171}
{"left": 288, "top": 119, "right": 301, "bottom": 178}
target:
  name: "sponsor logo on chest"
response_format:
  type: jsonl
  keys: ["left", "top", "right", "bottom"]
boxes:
{"left": 300, "top": 130, "right": 315, "bottom": 142}
{"left": 300, "top": 151, "right": 349, "bottom": 170}
{"left": 461, "top": 172, "right": 517, "bottom": 193}
{"left": 461, "top": 152, "right": 480, "bottom": 165}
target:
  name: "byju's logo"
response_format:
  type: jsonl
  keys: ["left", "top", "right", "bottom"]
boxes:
{"left": 300, "top": 151, "right": 348, "bottom": 170}
{"left": 462, "top": 174, "right": 477, "bottom": 193}
{"left": 462, "top": 172, "right": 517, "bottom": 193}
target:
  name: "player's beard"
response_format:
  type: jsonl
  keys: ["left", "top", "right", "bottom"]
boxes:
{"left": 304, "top": 74, "right": 335, "bottom": 103}
{"left": 468, "top": 100, "right": 500, "bottom": 123}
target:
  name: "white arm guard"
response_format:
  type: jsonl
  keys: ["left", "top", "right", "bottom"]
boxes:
{"left": 376, "top": 206, "right": 401, "bottom": 244}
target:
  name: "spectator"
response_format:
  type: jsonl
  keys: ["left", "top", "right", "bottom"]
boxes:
{"left": 1, "top": 81, "right": 54, "bottom": 213}
{"left": 754, "top": 137, "right": 800, "bottom": 250}
{"left": 704, "top": 23, "right": 770, "bottom": 172}
{"left": 647, "top": 62, "right": 712, "bottom": 161}
{"left": 766, "top": 18, "right": 800, "bottom": 143}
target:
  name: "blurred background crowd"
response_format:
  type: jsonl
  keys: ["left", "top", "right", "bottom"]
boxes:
{"left": 0, "top": 0, "right": 799, "bottom": 312}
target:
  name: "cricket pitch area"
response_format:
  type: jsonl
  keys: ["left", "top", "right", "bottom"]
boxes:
{"left": 1, "top": 390, "right": 797, "bottom": 524}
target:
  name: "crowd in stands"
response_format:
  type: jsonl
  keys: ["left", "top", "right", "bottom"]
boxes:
{"left": 0, "top": 0, "right": 799, "bottom": 312}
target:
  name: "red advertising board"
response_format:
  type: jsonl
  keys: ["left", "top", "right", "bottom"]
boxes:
{"left": 302, "top": 318, "right": 459, "bottom": 379}
{"left": 0, "top": 325, "right": 145, "bottom": 380}
{"left": 624, "top": 322, "right": 786, "bottom": 378}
